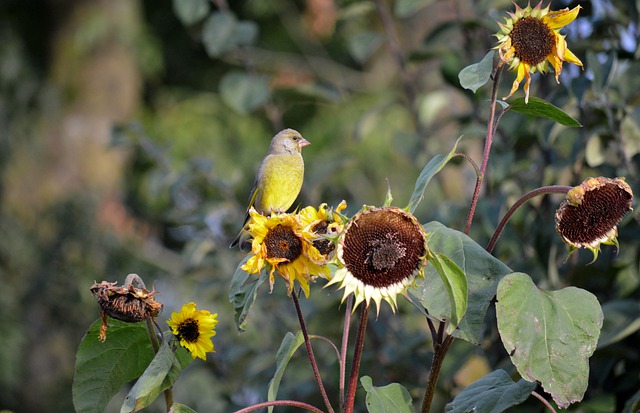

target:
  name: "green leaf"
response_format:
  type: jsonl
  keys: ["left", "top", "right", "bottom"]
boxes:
{"left": 407, "top": 136, "right": 461, "bottom": 214}
{"left": 267, "top": 331, "right": 305, "bottom": 413}
{"left": 220, "top": 71, "right": 271, "bottom": 114}
{"left": 409, "top": 222, "right": 512, "bottom": 344}
{"left": 428, "top": 253, "right": 468, "bottom": 334}
{"left": 121, "top": 336, "right": 184, "bottom": 413}
{"left": 445, "top": 370, "right": 536, "bottom": 413}
{"left": 598, "top": 300, "right": 640, "bottom": 348}
{"left": 228, "top": 255, "right": 268, "bottom": 331}
{"left": 347, "top": 31, "right": 383, "bottom": 64}
{"left": 202, "top": 12, "right": 237, "bottom": 57}
{"left": 73, "top": 320, "right": 155, "bottom": 413}
{"left": 508, "top": 97, "right": 582, "bottom": 127}
{"left": 458, "top": 51, "right": 494, "bottom": 93}
{"left": 496, "top": 273, "right": 603, "bottom": 408}
{"left": 170, "top": 403, "right": 198, "bottom": 413}
{"left": 172, "top": 0, "right": 210, "bottom": 26}
{"left": 360, "top": 376, "right": 413, "bottom": 413}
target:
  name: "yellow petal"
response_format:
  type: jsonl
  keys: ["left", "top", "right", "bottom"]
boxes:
{"left": 544, "top": 6, "right": 581, "bottom": 29}
{"left": 563, "top": 47, "right": 583, "bottom": 67}
{"left": 522, "top": 66, "right": 532, "bottom": 103}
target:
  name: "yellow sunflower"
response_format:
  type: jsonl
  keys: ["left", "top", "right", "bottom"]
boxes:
{"left": 555, "top": 177, "right": 633, "bottom": 262}
{"left": 167, "top": 302, "right": 218, "bottom": 360}
{"left": 325, "top": 206, "right": 429, "bottom": 314}
{"left": 241, "top": 208, "right": 330, "bottom": 297}
{"left": 298, "top": 200, "right": 348, "bottom": 257}
{"left": 495, "top": 2, "right": 583, "bottom": 103}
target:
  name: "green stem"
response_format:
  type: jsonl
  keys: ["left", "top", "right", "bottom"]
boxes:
{"left": 344, "top": 305, "right": 370, "bottom": 413}
{"left": 486, "top": 185, "right": 571, "bottom": 253}
{"left": 421, "top": 321, "right": 454, "bottom": 413}
{"left": 145, "top": 318, "right": 173, "bottom": 411}
{"left": 465, "top": 63, "right": 503, "bottom": 235}
{"left": 292, "top": 292, "right": 335, "bottom": 413}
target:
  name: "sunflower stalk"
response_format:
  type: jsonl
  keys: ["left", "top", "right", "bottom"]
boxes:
{"left": 421, "top": 319, "right": 455, "bottom": 413}
{"left": 486, "top": 185, "right": 572, "bottom": 253}
{"left": 344, "top": 304, "right": 370, "bottom": 413}
{"left": 292, "top": 292, "right": 335, "bottom": 413}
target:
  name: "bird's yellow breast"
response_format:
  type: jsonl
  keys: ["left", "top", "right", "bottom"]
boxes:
{"left": 255, "top": 153, "right": 304, "bottom": 213}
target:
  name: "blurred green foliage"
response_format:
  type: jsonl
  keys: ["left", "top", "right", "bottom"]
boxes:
{"left": 1, "top": 0, "right": 639, "bottom": 412}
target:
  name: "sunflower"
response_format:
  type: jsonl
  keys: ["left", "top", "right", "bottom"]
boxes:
{"left": 241, "top": 208, "right": 330, "bottom": 297}
{"left": 298, "top": 200, "right": 348, "bottom": 257}
{"left": 167, "top": 302, "right": 218, "bottom": 360}
{"left": 495, "top": 2, "right": 583, "bottom": 103}
{"left": 325, "top": 206, "right": 428, "bottom": 314}
{"left": 555, "top": 177, "right": 633, "bottom": 262}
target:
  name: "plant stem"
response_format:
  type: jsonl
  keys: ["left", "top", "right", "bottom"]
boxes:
{"left": 292, "top": 292, "right": 335, "bottom": 413}
{"left": 344, "top": 304, "right": 370, "bottom": 413}
{"left": 531, "top": 391, "right": 557, "bottom": 413}
{"left": 465, "top": 64, "right": 503, "bottom": 235}
{"left": 234, "top": 400, "right": 325, "bottom": 413}
{"left": 340, "top": 296, "right": 354, "bottom": 411}
{"left": 421, "top": 321, "right": 455, "bottom": 413}
{"left": 486, "top": 185, "right": 571, "bottom": 253}
{"left": 144, "top": 318, "right": 173, "bottom": 411}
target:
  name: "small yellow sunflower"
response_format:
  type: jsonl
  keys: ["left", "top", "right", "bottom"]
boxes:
{"left": 167, "top": 302, "right": 218, "bottom": 360}
{"left": 555, "top": 177, "right": 633, "bottom": 262}
{"left": 298, "top": 200, "right": 348, "bottom": 257}
{"left": 495, "top": 1, "right": 583, "bottom": 103}
{"left": 241, "top": 208, "right": 330, "bottom": 297}
{"left": 325, "top": 206, "right": 429, "bottom": 314}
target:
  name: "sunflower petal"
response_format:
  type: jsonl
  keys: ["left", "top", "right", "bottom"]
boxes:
{"left": 544, "top": 6, "right": 581, "bottom": 29}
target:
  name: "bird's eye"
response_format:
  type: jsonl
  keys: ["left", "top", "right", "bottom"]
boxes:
{"left": 293, "top": 136, "right": 299, "bottom": 141}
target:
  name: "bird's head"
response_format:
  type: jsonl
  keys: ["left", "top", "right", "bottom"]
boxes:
{"left": 270, "top": 129, "right": 310, "bottom": 155}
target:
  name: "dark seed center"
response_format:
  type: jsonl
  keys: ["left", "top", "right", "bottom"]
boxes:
{"left": 178, "top": 319, "right": 200, "bottom": 343}
{"left": 265, "top": 224, "right": 303, "bottom": 261}
{"left": 510, "top": 17, "right": 555, "bottom": 66}
{"left": 365, "top": 233, "right": 406, "bottom": 271}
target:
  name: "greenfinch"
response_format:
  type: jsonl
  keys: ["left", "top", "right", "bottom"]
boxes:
{"left": 230, "top": 128, "right": 310, "bottom": 248}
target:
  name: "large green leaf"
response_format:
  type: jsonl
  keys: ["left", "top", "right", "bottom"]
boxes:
{"left": 228, "top": 255, "right": 268, "bottom": 331}
{"left": 121, "top": 336, "right": 185, "bottom": 413}
{"left": 170, "top": 403, "right": 198, "bottom": 413}
{"left": 407, "top": 137, "right": 461, "bottom": 214}
{"left": 458, "top": 51, "right": 494, "bottom": 93}
{"left": 409, "top": 221, "right": 512, "bottom": 344}
{"left": 267, "top": 331, "right": 305, "bottom": 413}
{"left": 73, "top": 320, "right": 155, "bottom": 413}
{"left": 360, "top": 376, "right": 413, "bottom": 413}
{"left": 496, "top": 273, "right": 603, "bottom": 408}
{"left": 508, "top": 97, "right": 582, "bottom": 127}
{"left": 445, "top": 370, "right": 536, "bottom": 413}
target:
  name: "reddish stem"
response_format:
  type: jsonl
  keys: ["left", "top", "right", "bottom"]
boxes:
{"left": 234, "top": 400, "right": 325, "bottom": 413}
{"left": 344, "top": 305, "right": 370, "bottom": 413}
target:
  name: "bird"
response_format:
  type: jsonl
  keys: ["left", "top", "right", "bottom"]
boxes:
{"left": 230, "top": 128, "right": 310, "bottom": 249}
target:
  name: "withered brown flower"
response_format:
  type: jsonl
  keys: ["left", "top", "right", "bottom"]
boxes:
{"left": 90, "top": 277, "right": 163, "bottom": 341}
{"left": 555, "top": 177, "right": 633, "bottom": 262}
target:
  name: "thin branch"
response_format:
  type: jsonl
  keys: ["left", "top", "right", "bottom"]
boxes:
{"left": 340, "top": 296, "right": 354, "bottom": 410}
{"left": 420, "top": 333, "right": 455, "bottom": 413}
{"left": 465, "top": 63, "right": 504, "bottom": 234}
{"left": 292, "top": 292, "right": 335, "bottom": 413}
{"left": 345, "top": 304, "right": 370, "bottom": 413}
{"left": 486, "top": 185, "right": 571, "bottom": 253}
{"left": 531, "top": 391, "right": 557, "bottom": 413}
{"left": 234, "top": 400, "right": 325, "bottom": 413}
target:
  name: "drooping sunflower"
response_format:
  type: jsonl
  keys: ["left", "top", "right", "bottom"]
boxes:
{"left": 555, "top": 177, "right": 633, "bottom": 262}
{"left": 495, "top": 2, "right": 583, "bottom": 103}
{"left": 325, "top": 206, "right": 429, "bottom": 314}
{"left": 167, "top": 302, "right": 218, "bottom": 360}
{"left": 241, "top": 208, "right": 330, "bottom": 297}
{"left": 298, "top": 200, "right": 348, "bottom": 257}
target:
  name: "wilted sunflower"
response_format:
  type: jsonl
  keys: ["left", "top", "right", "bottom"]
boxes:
{"left": 298, "top": 200, "right": 347, "bottom": 257}
{"left": 241, "top": 208, "right": 330, "bottom": 297}
{"left": 495, "top": 2, "right": 583, "bottom": 103}
{"left": 555, "top": 177, "right": 633, "bottom": 262}
{"left": 167, "top": 302, "right": 218, "bottom": 360}
{"left": 325, "top": 206, "right": 428, "bottom": 314}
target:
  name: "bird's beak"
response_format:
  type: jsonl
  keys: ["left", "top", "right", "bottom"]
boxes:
{"left": 299, "top": 138, "right": 311, "bottom": 147}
